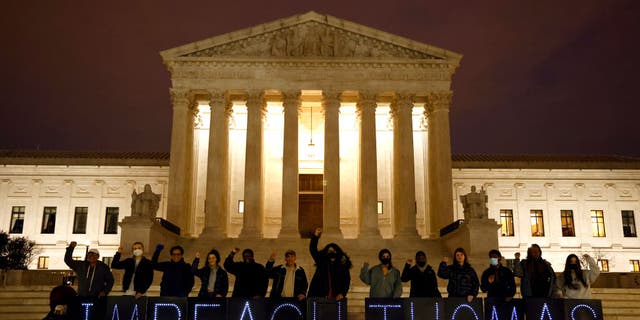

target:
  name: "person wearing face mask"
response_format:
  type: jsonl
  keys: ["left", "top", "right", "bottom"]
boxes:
{"left": 401, "top": 251, "right": 441, "bottom": 298}
{"left": 437, "top": 247, "right": 479, "bottom": 303}
{"left": 556, "top": 253, "right": 599, "bottom": 299}
{"left": 308, "top": 227, "right": 352, "bottom": 300}
{"left": 152, "top": 244, "right": 194, "bottom": 297}
{"left": 480, "top": 249, "right": 516, "bottom": 300}
{"left": 519, "top": 244, "right": 556, "bottom": 298}
{"left": 111, "top": 242, "right": 153, "bottom": 299}
{"left": 224, "top": 247, "right": 268, "bottom": 298}
{"left": 360, "top": 249, "right": 402, "bottom": 298}
{"left": 192, "top": 249, "right": 229, "bottom": 298}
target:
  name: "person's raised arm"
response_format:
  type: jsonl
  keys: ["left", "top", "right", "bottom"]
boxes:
{"left": 64, "top": 242, "right": 81, "bottom": 271}
{"left": 400, "top": 260, "right": 412, "bottom": 282}
{"left": 359, "top": 262, "right": 371, "bottom": 285}
{"left": 309, "top": 228, "right": 322, "bottom": 263}
{"left": 111, "top": 247, "right": 126, "bottom": 269}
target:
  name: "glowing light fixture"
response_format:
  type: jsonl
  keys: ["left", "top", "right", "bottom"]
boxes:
{"left": 307, "top": 105, "right": 316, "bottom": 158}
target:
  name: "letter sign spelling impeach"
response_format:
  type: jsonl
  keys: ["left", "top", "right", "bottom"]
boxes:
{"left": 266, "top": 298, "right": 305, "bottom": 320}
{"left": 227, "top": 298, "right": 267, "bottom": 320}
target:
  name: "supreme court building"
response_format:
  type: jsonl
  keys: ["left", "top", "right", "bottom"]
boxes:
{"left": 1, "top": 12, "right": 639, "bottom": 272}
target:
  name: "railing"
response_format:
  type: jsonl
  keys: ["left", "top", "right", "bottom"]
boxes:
{"left": 439, "top": 219, "right": 464, "bottom": 237}
{"left": 155, "top": 218, "right": 181, "bottom": 235}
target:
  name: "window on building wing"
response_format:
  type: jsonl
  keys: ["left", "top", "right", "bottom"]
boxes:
{"left": 561, "top": 210, "right": 576, "bottom": 237}
{"left": 591, "top": 210, "right": 606, "bottom": 237}
{"left": 530, "top": 210, "right": 545, "bottom": 237}
{"left": 500, "top": 209, "right": 514, "bottom": 236}
{"left": 104, "top": 207, "right": 119, "bottom": 234}
{"left": 622, "top": 210, "right": 637, "bottom": 237}
{"left": 9, "top": 206, "right": 25, "bottom": 234}
{"left": 41, "top": 207, "right": 56, "bottom": 234}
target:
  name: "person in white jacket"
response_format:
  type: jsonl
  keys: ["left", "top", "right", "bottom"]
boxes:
{"left": 557, "top": 253, "right": 600, "bottom": 299}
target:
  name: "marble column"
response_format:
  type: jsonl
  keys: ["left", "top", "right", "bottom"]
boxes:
{"left": 278, "top": 91, "right": 301, "bottom": 238}
{"left": 357, "top": 91, "right": 382, "bottom": 238}
{"left": 425, "top": 91, "right": 454, "bottom": 237}
{"left": 239, "top": 91, "right": 266, "bottom": 239}
{"left": 391, "top": 93, "right": 419, "bottom": 238}
{"left": 322, "top": 90, "right": 343, "bottom": 238}
{"left": 166, "top": 88, "right": 194, "bottom": 234}
{"left": 202, "top": 90, "right": 232, "bottom": 238}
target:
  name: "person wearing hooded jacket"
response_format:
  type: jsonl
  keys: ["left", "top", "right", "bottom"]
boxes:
{"left": 266, "top": 249, "right": 308, "bottom": 300}
{"left": 111, "top": 241, "right": 153, "bottom": 298}
{"left": 307, "top": 228, "right": 352, "bottom": 300}
{"left": 152, "top": 244, "right": 194, "bottom": 297}
{"left": 517, "top": 244, "right": 557, "bottom": 298}
{"left": 438, "top": 247, "right": 479, "bottom": 303}
{"left": 556, "top": 253, "right": 600, "bottom": 299}
{"left": 360, "top": 249, "right": 402, "bottom": 298}
{"left": 401, "top": 251, "right": 441, "bottom": 298}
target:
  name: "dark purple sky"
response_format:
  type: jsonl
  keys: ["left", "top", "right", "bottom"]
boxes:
{"left": 1, "top": 1, "right": 639, "bottom": 156}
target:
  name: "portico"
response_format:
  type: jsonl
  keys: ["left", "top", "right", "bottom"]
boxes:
{"left": 160, "top": 11, "right": 461, "bottom": 240}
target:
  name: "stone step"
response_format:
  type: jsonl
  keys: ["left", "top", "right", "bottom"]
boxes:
{"left": 0, "top": 298, "right": 49, "bottom": 305}
{"left": 0, "top": 305, "right": 49, "bottom": 313}
{"left": 0, "top": 313, "right": 46, "bottom": 320}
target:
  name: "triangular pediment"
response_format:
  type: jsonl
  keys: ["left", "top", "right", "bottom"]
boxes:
{"left": 161, "top": 11, "right": 461, "bottom": 62}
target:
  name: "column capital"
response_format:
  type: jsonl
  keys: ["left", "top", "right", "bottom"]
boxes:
{"left": 425, "top": 91, "right": 453, "bottom": 114}
{"left": 390, "top": 93, "right": 414, "bottom": 118}
{"left": 281, "top": 90, "right": 301, "bottom": 111}
{"left": 169, "top": 88, "right": 193, "bottom": 110}
{"left": 208, "top": 90, "right": 233, "bottom": 115}
{"left": 245, "top": 90, "right": 267, "bottom": 115}
{"left": 322, "top": 90, "right": 342, "bottom": 108}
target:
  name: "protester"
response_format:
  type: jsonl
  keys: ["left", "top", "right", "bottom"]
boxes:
{"left": 224, "top": 248, "right": 268, "bottom": 298}
{"left": 360, "top": 249, "right": 402, "bottom": 298}
{"left": 307, "top": 228, "right": 352, "bottom": 300}
{"left": 518, "top": 244, "right": 556, "bottom": 298}
{"left": 111, "top": 242, "right": 153, "bottom": 298}
{"left": 556, "top": 253, "right": 600, "bottom": 299}
{"left": 151, "top": 244, "right": 194, "bottom": 297}
{"left": 266, "top": 249, "right": 308, "bottom": 300}
{"left": 480, "top": 249, "right": 516, "bottom": 300}
{"left": 437, "top": 247, "right": 479, "bottom": 303}
{"left": 192, "top": 249, "right": 229, "bottom": 298}
{"left": 401, "top": 251, "right": 441, "bottom": 298}
{"left": 43, "top": 283, "right": 79, "bottom": 320}
{"left": 64, "top": 241, "right": 114, "bottom": 320}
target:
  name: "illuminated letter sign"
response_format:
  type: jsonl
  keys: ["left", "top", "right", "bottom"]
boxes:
{"left": 404, "top": 298, "right": 443, "bottom": 320}
{"left": 148, "top": 297, "right": 187, "bottom": 320}
{"left": 483, "top": 297, "right": 523, "bottom": 320}
{"left": 563, "top": 299, "right": 603, "bottom": 320}
{"left": 81, "top": 302, "right": 94, "bottom": 320}
{"left": 188, "top": 297, "right": 226, "bottom": 320}
{"left": 267, "top": 298, "right": 305, "bottom": 320}
{"left": 307, "top": 298, "right": 347, "bottom": 320}
{"left": 524, "top": 298, "right": 564, "bottom": 320}
{"left": 228, "top": 298, "right": 266, "bottom": 320}
{"left": 106, "top": 296, "right": 147, "bottom": 320}
{"left": 444, "top": 297, "right": 483, "bottom": 320}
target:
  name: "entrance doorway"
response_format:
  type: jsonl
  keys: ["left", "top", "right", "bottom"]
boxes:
{"left": 298, "top": 174, "right": 323, "bottom": 238}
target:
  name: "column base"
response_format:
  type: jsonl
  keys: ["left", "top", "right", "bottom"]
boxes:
{"left": 393, "top": 228, "right": 420, "bottom": 240}
{"left": 321, "top": 227, "right": 343, "bottom": 240}
{"left": 199, "top": 227, "right": 227, "bottom": 239}
{"left": 358, "top": 229, "right": 382, "bottom": 240}
{"left": 277, "top": 228, "right": 300, "bottom": 239}
{"left": 238, "top": 227, "right": 263, "bottom": 239}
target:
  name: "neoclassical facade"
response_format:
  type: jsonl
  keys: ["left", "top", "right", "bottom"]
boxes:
{"left": 1, "top": 12, "right": 639, "bottom": 272}
{"left": 160, "top": 11, "right": 460, "bottom": 241}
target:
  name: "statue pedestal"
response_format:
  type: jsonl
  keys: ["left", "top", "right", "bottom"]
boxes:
{"left": 441, "top": 218, "right": 500, "bottom": 270}
{"left": 119, "top": 216, "right": 180, "bottom": 250}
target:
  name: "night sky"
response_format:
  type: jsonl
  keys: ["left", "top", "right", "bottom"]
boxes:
{"left": 1, "top": 1, "right": 639, "bottom": 156}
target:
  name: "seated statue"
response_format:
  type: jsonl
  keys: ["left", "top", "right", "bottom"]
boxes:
{"left": 131, "top": 184, "right": 161, "bottom": 218}
{"left": 460, "top": 185, "right": 489, "bottom": 220}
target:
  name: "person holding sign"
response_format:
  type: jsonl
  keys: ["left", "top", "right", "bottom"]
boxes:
{"left": 480, "top": 249, "right": 516, "bottom": 300}
{"left": 360, "top": 249, "right": 402, "bottom": 298}
{"left": 556, "top": 253, "right": 600, "bottom": 299}
{"left": 192, "top": 249, "right": 229, "bottom": 298}
{"left": 437, "top": 247, "right": 479, "bottom": 303}
{"left": 308, "top": 227, "right": 352, "bottom": 300}
{"left": 111, "top": 242, "right": 153, "bottom": 299}
{"left": 401, "top": 251, "right": 441, "bottom": 298}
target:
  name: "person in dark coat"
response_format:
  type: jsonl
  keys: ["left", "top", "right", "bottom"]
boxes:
{"left": 480, "top": 249, "right": 516, "bottom": 300}
{"left": 437, "top": 247, "right": 479, "bottom": 303}
{"left": 192, "top": 249, "right": 229, "bottom": 298}
{"left": 43, "top": 284, "right": 80, "bottom": 320}
{"left": 111, "top": 241, "right": 153, "bottom": 298}
{"left": 307, "top": 228, "right": 352, "bottom": 300}
{"left": 152, "top": 244, "right": 194, "bottom": 297}
{"left": 64, "top": 242, "right": 114, "bottom": 320}
{"left": 266, "top": 249, "right": 308, "bottom": 300}
{"left": 517, "top": 244, "right": 556, "bottom": 298}
{"left": 401, "top": 251, "right": 441, "bottom": 298}
{"left": 224, "top": 248, "right": 268, "bottom": 298}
